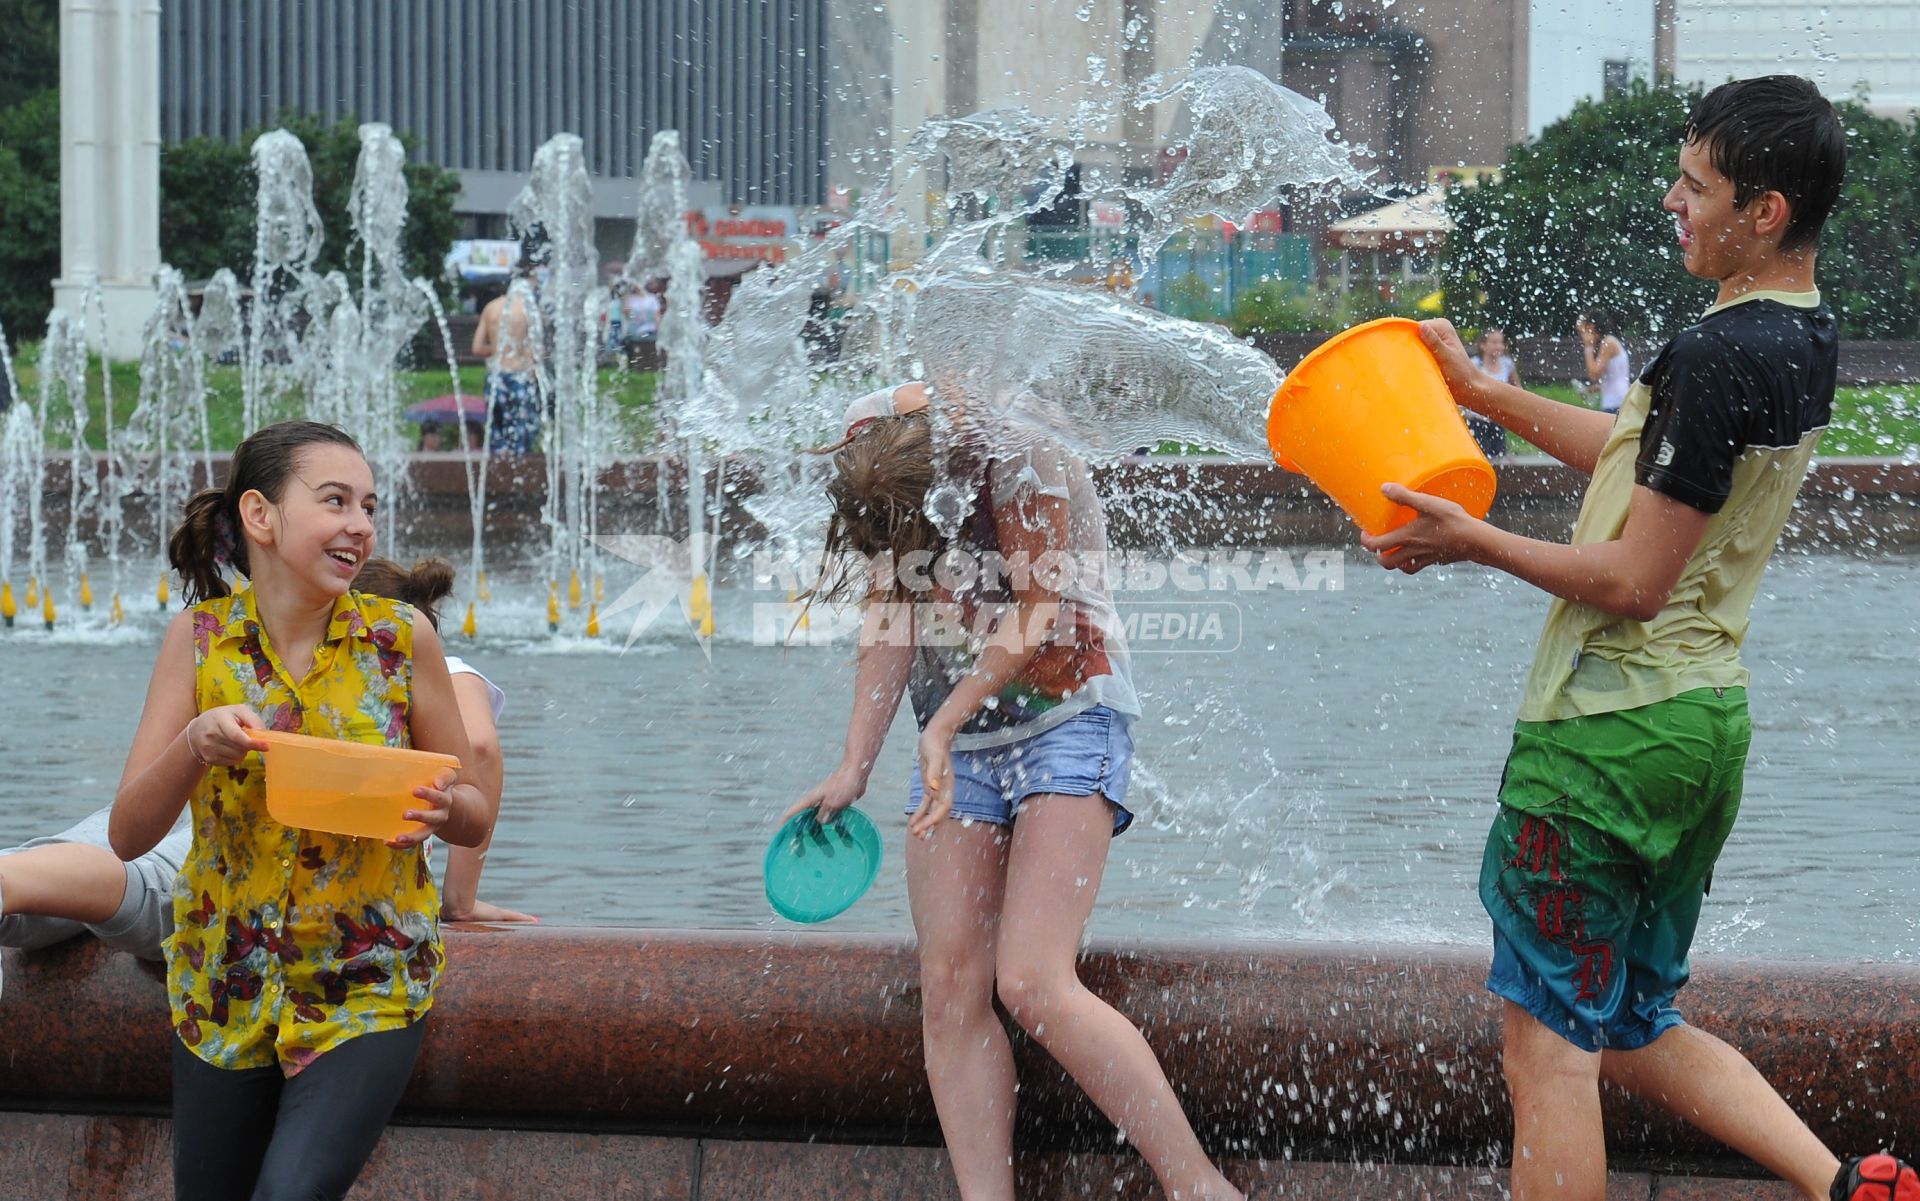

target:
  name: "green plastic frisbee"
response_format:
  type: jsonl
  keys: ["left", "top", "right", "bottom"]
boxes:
{"left": 763, "top": 808, "right": 883, "bottom": 924}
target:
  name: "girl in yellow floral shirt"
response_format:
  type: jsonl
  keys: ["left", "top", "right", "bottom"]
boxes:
{"left": 110, "top": 421, "right": 490, "bottom": 1201}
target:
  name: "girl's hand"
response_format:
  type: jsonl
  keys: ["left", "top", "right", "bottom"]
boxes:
{"left": 186, "top": 705, "right": 268, "bottom": 767}
{"left": 909, "top": 724, "right": 957, "bottom": 839}
{"left": 391, "top": 768, "right": 456, "bottom": 849}
{"left": 782, "top": 764, "right": 867, "bottom": 825}
{"left": 443, "top": 898, "right": 540, "bottom": 924}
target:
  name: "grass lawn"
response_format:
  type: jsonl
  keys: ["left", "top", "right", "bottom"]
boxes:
{"left": 1521, "top": 382, "right": 1919, "bottom": 457}
{"left": 7, "top": 353, "right": 660, "bottom": 452}
{"left": 1154, "top": 381, "right": 1920, "bottom": 459}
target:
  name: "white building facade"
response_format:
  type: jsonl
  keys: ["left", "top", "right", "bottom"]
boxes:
{"left": 1671, "top": 0, "right": 1920, "bottom": 119}
{"left": 1528, "top": 0, "right": 1658, "bottom": 138}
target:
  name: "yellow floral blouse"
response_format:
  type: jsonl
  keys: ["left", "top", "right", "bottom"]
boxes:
{"left": 167, "top": 587, "right": 443, "bottom": 1077}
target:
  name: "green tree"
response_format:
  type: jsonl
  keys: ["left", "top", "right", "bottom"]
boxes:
{"left": 0, "top": 88, "right": 59, "bottom": 341}
{"left": 1819, "top": 104, "right": 1920, "bottom": 339}
{"left": 1442, "top": 81, "right": 1920, "bottom": 339}
{"left": 1440, "top": 81, "right": 1707, "bottom": 339}
{"left": 161, "top": 110, "right": 462, "bottom": 297}
{"left": 157, "top": 136, "right": 258, "bottom": 282}
{"left": 0, "top": 0, "right": 58, "bottom": 112}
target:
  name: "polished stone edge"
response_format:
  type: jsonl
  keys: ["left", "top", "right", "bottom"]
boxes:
{"left": 3, "top": 930, "right": 1917, "bottom": 1173}
{"left": 0, "top": 1112, "right": 1809, "bottom": 1200}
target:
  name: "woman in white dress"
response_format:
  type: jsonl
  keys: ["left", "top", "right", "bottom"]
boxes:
{"left": 1577, "top": 307, "right": 1631, "bottom": 415}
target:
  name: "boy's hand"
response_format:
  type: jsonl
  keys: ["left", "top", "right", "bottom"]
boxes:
{"left": 1418, "top": 319, "right": 1490, "bottom": 412}
{"left": 1360, "top": 484, "right": 1488, "bottom": 573}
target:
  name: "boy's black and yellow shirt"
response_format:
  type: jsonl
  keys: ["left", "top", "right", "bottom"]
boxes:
{"left": 1520, "top": 290, "right": 1836, "bottom": 723}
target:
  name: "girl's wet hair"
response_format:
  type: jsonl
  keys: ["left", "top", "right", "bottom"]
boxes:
{"left": 168, "top": 421, "right": 363, "bottom": 604}
{"left": 807, "top": 411, "right": 947, "bottom": 605}
{"left": 352, "top": 556, "right": 457, "bottom": 629}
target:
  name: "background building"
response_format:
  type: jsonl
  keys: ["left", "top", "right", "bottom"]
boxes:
{"left": 1281, "top": 0, "right": 1527, "bottom": 188}
{"left": 827, "top": 1, "right": 1283, "bottom": 205}
{"left": 1529, "top": 0, "right": 1656, "bottom": 138}
{"left": 1668, "top": 0, "right": 1920, "bottom": 119}
{"left": 157, "top": 0, "right": 830, "bottom": 264}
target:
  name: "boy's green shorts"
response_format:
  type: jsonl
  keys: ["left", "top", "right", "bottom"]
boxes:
{"left": 1479, "top": 687, "right": 1750, "bottom": 1051}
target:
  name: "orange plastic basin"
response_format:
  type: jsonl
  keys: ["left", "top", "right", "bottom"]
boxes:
{"left": 1267, "top": 317, "right": 1496, "bottom": 535}
{"left": 256, "top": 730, "right": 460, "bottom": 841}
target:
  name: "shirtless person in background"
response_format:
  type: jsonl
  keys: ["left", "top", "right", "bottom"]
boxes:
{"left": 471, "top": 256, "right": 543, "bottom": 454}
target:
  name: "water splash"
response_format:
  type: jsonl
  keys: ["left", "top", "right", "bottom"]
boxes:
{"left": 413, "top": 276, "right": 489, "bottom": 592}
{"left": 902, "top": 107, "right": 1073, "bottom": 216}
{"left": 1130, "top": 65, "right": 1367, "bottom": 260}
{"left": 41, "top": 311, "right": 94, "bottom": 594}
{"left": 193, "top": 269, "right": 246, "bottom": 363}
{"left": 244, "top": 130, "right": 325, "bottom": 434}
{"left": 0, "top": 315, "right": 49, "bottom": 597}
{"left": 345, "top": 122, "right": 431, "bottom": 548}
{"left": 78, "top": 276, "right": 124, "bottom": 587}
{"left": 906, "top": 268, "right": 1281, "bottom": 461}
{"left": 513, "top": 133, "right": 604, "bottom": 596}
{"left": 123, "top": 266, "right": 214, "bottom": 567}
{"left": 628, "top": 130, "right": 691, "bottom": 287}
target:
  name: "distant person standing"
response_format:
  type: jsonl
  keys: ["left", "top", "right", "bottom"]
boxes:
{"left": 622, "top": 282, "right": 661, "bottom": 344}
{"left": 1577, "top": 307, "right": 1631, "bottom": 415}
{"left": 471, "top": 257, "right": 543, "bottom": 454}
{"left": 1467, "top": 327, "right": 1520, "bottom": 459}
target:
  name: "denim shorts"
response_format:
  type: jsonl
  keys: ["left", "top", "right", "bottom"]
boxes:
{"left": 907, "top": 706, "right": 1135, "bottom": 835}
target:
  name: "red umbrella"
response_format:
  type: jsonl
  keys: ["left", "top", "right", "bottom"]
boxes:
{"left": 405, "top": 394, "right": 488, "bottom": 425}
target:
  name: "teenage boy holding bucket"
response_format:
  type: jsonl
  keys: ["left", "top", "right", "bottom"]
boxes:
{"left": 1358, "top": 76, "right": 1917, "bottom": 1201}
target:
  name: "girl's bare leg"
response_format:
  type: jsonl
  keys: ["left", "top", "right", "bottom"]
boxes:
{"left": 907, "top": 820, "right": 1014, "bottom": 1201}
{"left": 996, "top": 794, "right": 1243, "bottom": 1201}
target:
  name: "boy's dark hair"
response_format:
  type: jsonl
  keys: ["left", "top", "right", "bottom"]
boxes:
{"left": 1683, "top": 75, "right": 1847, "bottom": 253}
{"left": 168, "top": 421, "right": 364, "bottom": 604}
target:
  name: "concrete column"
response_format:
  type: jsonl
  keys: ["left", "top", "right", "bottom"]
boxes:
{"left": 1121, "top": 0, "right": 1156, "bottom": 183}
{"left": 883, "top": 0, "right": 949, "bottom": 262}
{"left": 52, "top": 0, "right": 162, "bottom": 360}
{"left": 1653, "top": 0, "right": 1676, "bottom": 82}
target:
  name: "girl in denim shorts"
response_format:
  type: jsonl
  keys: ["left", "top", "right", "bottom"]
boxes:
{"left": 788, "top": 384, "right": 1243, "bottom": 1201}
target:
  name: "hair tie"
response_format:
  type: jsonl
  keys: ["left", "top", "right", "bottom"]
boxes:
{"left": 213, "top": 510, "right": 238, "bottom": 567}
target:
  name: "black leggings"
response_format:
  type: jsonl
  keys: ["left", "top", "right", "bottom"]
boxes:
{"left": 172, "top": 1022, "right": 426, "bottom": 1201}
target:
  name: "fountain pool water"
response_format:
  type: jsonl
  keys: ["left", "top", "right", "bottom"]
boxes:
{"left": 1, "top": 63, "right": 1915, "bottom": 969}
{"left": 2, "top": 551, "right": 1915, "bottom": 959}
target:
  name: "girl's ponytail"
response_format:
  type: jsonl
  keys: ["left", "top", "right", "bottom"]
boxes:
{"left": 353, "top": 556, "right": 457, "bottom": 630}
{"left": 168, "top": 487, "right": 240, "bottom": 604}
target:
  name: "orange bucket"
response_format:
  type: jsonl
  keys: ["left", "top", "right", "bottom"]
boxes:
{"left": 256, "top": 730, "right": 460, "bottom": 841}
{"left": 1267, "top": 317, "right": 1496, "bottom": 535}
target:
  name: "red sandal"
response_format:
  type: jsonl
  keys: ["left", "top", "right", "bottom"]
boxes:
{"left": 1832, "top": 1154, "right": 1920, "bottom": 1201}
